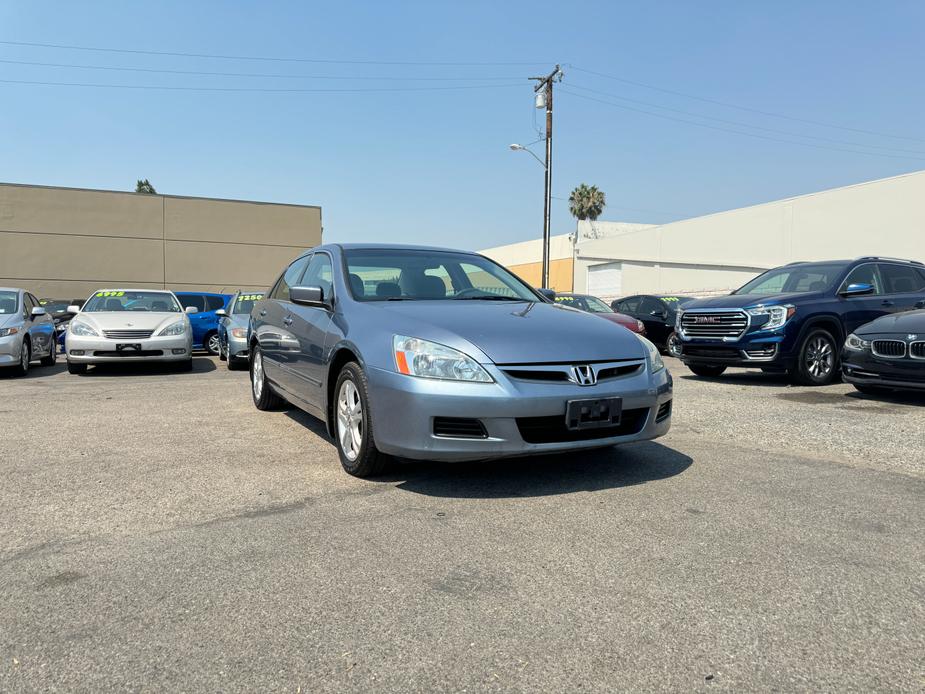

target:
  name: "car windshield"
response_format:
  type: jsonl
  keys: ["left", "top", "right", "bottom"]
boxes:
{"left": 40, "top": 299, "right": 71, "bottom": 313}
{"left": 82, "top": 291, "right": 182, "bottom": 312}
{"left": 734, "top": 263, "right": 847, "bottom": 295}
{"left": 343, "top": 249, "right": 539, "bottom": 302}
{"left": 233, "top": 293, "right": 264, "bottom": 314}
{"left": 583, "top": 296, "right": 613, "bottom": 313}
{"left": 0, "top": 291, "right": 18, "bottom": 315}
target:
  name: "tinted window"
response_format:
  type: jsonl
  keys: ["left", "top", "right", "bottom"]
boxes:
{"left": 23, "top": 294, "right": 36, "bottom": 315}
{"left": 178, "top": 294, "right": 206, "bottom": 312}
{"left": 40, "top": 299, "right": 71, "bottom": 313}
{"left": 639, "top": 297, "right": 666, "bottom": 316}
{"left": 879, "top": 264, "right": 925, "bottom": 294}
{"left": 302, "top": 253, "right": 334, "bottom": 298}
{"left": 205, "top": 295, "right": 227, "bottom": 312}
{"left": 618, "top": 296, "right": 641, "bottom": 313}
{"left": 555, "top": 295, "right": 587, "bottom": 310}
{"left": 270, "top": 255, "right": 312, "bottom": 302}
{"left": 583, "top": 296, "right": 613, "bottom": 313}
{"left": 841, "top": 264, "right": 883, "bottom": 295}
{"left": 736, "top": 263, "right": 847, "bottom": 295}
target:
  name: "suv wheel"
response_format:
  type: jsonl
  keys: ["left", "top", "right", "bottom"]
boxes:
{"left": 250, "top": 345, "right": 284, "bottom": 410}
{"left": 794, "top": 329, "right": 838, "bottom": 386}
{"left": 333, "top": 362, "right": 388, "bottom": 478}
{"left": 687, "top": 363, "right": 727, "bottom": 378}
{"left": 665, "top": 331, "right": 682, "bottom": 358}
{"left": 205, "top": 331, "right": 220, "bottom": 356}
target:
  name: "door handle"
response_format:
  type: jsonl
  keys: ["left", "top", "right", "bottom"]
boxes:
{"left": 881, "top": 300, "right": 894, "bottom": 306}
{"left": 283, "top": 316, "right": 293, "bottom": 326}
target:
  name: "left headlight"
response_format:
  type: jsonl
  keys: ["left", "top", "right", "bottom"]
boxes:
{"left": 747, "top": 304, "right": 795, "bottom": 331}
{"left": 845, "top": 333, "right": 871, "bottom": 351}
{"left": 230, "top": 327, "right": 248, "bottom": 339}
{"left": 157, "top": 321, "right": 186, "bottom": 336}
{"left": 393, "top": 335, "right": 494, "bottom": 382}
{"left": 0, "top": 327, "right": 20, "bottom": 338}
{"left": 637, "top": 334, "right": 665, "bottom": 374}
{"left": 69, "top": 320, "right": 98, "bottom": 337}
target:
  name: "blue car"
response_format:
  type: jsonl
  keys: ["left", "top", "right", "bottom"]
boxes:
{"left": 174, "top": 291, "right": 232, "bottom": 354}
{"left": 677, "top": 257, "right": 925, "bottom": 385}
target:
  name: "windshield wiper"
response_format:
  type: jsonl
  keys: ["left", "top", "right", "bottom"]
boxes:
{"left": 452, "top": 295, "right": 526, "bottom": 301}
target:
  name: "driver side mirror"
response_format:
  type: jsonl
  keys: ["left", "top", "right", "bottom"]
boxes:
{"left": 841, "top": 282, "right": 874, "bottom": 297}
{"left": 31, "top": 306, "right": 47, "bottom": 317}
{"left": 215, "top": 309, "right": 227, "bottom": 317}
{"left": 290, "top": 285, "right": 328, "bottom": 307}
{"left": 537, "top": 288, "right": 556, "bottom": 302}
{"left": 650, "top": 309, "right": 667, "bottom": 318}
{"left": 185, "top": 306, "right": 199, "bottom": 314}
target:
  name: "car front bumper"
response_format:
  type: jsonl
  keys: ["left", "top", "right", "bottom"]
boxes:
{"left": 679, "top": 336, "right": 794, "bottom": 369}
{"left": 842, "top": 350, "right": 925, "bottom": 391}
{"left": 0, "top": 332, "right": 25, "bottom": 366}
{"left": 66, "top": 333, "right": 193, "bottom": 363}
{"left": 366, "top": 364, "right": 673, "bottom": 462}
{"left": 227, "top": 335, "right": 249, "bottom": 360}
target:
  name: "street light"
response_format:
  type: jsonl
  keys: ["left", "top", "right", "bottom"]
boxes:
{"left": 510, "top": 141, "right": 552, "bottom": 289}
{"left": 509, "top": 143, "right": 547, "bottom": 169}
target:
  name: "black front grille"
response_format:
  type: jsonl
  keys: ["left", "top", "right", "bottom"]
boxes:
{"left": 502, "top": 369, "right": 570, "bottom": 382}
{"left": 433, "top": 417, "right": 488, "bottom": 439}
{"left": 516, "top": 407, "right": 648, "bottom": 444}
{"left": 680, "top": 310, "right": 748, "bottom": 339}
{"left": 103, "top": 329, "right": 154, "bottom": 339}
{"left": 910, "top": 342, "right": 925, "bottom": 359}
{"left": 92, "top": 350, "right": 164, "bottom": 357}
{"left": 682, "top": 346, "right": 740, "bottom": 359}
{"left": 872, "top": 340, "right": 905, "bottom": 358}
{"left": 597, "top": 364, "right": 643, "bottom": 381}
{"left": 656, "top": 401, "right": 672, "bottom": 422}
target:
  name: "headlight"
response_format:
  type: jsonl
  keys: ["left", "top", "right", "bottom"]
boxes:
{"left": 157, "top": 321, "right": 186, "bottom": 336}
{"left": 69, "top": 320, "right": 98, "bottom": 337}
{"left": 230, "top": 327, "right": 248, "bottom": 339}
{"left": 636, "top": 334, "right": 665, "bottom": 373}
{"left": 0, "top": 327, "right": 20, "bottom": 338}
{"left": 393, "top": 335, "right": 493, "bottom": 382}
{"left": 845, "top": 334, "right": 871, "bottom": 351}
{"left": 747, "top": 304, "right": 795, "bottom": 331}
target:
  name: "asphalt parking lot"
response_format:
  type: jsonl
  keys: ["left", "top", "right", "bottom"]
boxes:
{"left": 2, "top": 357, "right": 923, "bottom": 692}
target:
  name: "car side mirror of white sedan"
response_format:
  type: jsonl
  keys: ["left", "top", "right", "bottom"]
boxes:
{"left": 185, "top": 306, "right": 199, "bottom": 314}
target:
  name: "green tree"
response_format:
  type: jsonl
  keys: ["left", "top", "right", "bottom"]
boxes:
{"left": 568, "top": 183, "right": 606, "bottom": 221}
{"left": 135, "top": 179, "right": 157, "bottom": 194}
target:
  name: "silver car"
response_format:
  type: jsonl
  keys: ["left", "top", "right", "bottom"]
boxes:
{"left": 0, "top": 287, "right": 57, "bottom": 376}
{"left": 64, "top": 289, "right": 196, "bottom": 374}
{"left": 249, "top": 244, "right": 673, "bottom": 477}
{"left": 217, "top": 291, "right": 264, "bottom": 370}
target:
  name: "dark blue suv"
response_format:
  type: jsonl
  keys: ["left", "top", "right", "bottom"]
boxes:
{"left": 677, "top": 257, "right": 925, "bottom": 385}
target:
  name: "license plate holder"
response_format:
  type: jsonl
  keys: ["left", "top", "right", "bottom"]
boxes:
{"left": 116, "top": 343, "right": 142, "bottom": 352}
{"left": 565, "top": 397, "right": 622, "bottom": 430}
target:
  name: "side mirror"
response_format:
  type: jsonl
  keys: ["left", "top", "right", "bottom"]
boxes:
{"left": 31, "top": 306, "right": 47, "bottom": 316}
{"left": 537, "top": 288, "right": 556, "bottom": 301}
{"left": 66, "top": 305, "right": 81, "bottom": 314}
{"left": 290, "top": 285, "right": 327, "bottom": 307}
{"left": 841, "top": 282, "right": 875, "bottom": 296}
{"left": 215, "top": 309, "right": 227, "bottom": 317}
{"left": 650, "top": 309, "right": 667, "bottom": 318}
{"left": 185, "top": 306, "right": 199, "bottom": 314}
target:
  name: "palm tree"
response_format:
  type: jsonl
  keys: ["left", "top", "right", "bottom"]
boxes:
{"left": 568, "top": 183, "right": 606, "bottom": 221}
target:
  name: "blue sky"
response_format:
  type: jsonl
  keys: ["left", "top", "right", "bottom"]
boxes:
{"left": 2, "top": 1, "right": 924, "bottom": 250}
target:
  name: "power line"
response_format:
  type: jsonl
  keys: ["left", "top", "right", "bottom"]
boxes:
{"left": 559, "top": 87, "right": 925, "bottom": 162}
{"left": 0, "top": 57, "right": 523, "bottom": 81}
{"left": 566, "top": 83, "right": 925, "bottom": 156}
{"left": 0, "top": 77, "right": 525, "bottom": 93}
{"left": 567, "top": 64, "right": 925, "bottom": 144}
{"left": 0, "top": 39, "right": 548, "bottom": 67}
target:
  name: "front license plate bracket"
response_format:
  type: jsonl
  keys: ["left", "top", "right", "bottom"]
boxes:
{"left": 116, "top": 343, "right": 142, "bottom": 352}
{"left": 565, "top": 397, "right": 622, "bottom": 430}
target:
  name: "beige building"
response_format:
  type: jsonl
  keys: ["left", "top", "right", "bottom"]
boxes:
{"left": 0, "top": 182, "right": 322, "bottom": 299}
{"left": 482, "top": 169, "right": 925, "bottom": 300}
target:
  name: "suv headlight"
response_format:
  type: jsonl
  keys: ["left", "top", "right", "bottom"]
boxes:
{"left": 845, "top": 334, "right": 871, "bottom": 351}
{"left": 637, "top": 334, "right": 665, "bottom": 373}
{"left": 69, "top": 320, "right": 98, "bottom": 337}
{"left": 393, "top": 335, "right": 493, "bottom": 382}
{"left": 157, "top": 321, "right": 186, "bottom": 336}
{"left": 747, "top": 304, "right": 795, "bottom": 331}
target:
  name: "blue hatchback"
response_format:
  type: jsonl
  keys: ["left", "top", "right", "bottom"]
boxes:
{"left": 174, "top": 291, "right": 232, "bottom": 354}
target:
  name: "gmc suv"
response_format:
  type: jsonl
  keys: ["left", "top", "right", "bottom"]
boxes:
{"left": 676, "top": 257, "right": 925, "bottom": 385}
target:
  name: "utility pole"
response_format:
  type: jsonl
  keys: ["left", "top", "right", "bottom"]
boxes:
{"left": 530, "top": 64, "right": 562, "bottom": 289}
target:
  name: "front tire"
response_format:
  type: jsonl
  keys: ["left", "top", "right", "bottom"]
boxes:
{"left": 204, "top": 331, "right": 220, "bottom": 356}
{"left": 793, "top": 329, "right": 838, "bottom": 386}
{"left": 687, "top": 363, "right": 727, "bottom": 378}
{"left": 218, "top": 340, "right": 227, "bottom": 361}
{"left": 333, "top": 362, "right": 388, "bottom": 478}
{"left": 11, "top": 340, "right": 30, "bottom": 376}
{"left": 250, "top": 345, "right": 284, "bottom": 410}
{"left": 67, "top": 361, "right": 87, "bottom": 375}
{"left": 665, "top": 331, "right": 682, "bottom": 358}
{"left": 40, "top": 339, "right": 57, "bottom": 367}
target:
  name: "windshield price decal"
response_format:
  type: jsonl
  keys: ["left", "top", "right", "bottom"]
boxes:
{"left": 661, "top": 297, "right": 682, "bottom": 302}
{"left": 95, "top": 291, "right": 126, "bottom": 298}
{"left": 239, "top": 294, "right": 263, "bottom": 302}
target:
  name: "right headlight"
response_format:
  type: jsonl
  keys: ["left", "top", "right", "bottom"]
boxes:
{"left": 845, "top": 333, "right": 871, "bottom": 351}
{"left": 157, "top": 321, "right": 186, "bottom": 336}
{"left": 69, "top": 320, "right": 99, "bottom": 337}
{"left": 393, "top": 335, "right": 493, "bottom": 382}
{"left": 636, "top": 334, "right": 665, "bottom": 374}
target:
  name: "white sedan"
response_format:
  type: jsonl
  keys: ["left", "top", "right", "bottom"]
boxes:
{"left": 65, "top": 289, "right": 196, "bottom": 374}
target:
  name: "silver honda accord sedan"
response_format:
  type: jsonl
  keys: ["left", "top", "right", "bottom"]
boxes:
{"left": 249, "top": 244, "right": 673, "bottom": 477}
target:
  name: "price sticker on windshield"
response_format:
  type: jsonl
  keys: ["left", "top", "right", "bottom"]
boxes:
{"left": 95, "top": 291, "right": 125, "bottom": 298}
{"left": 238, "top": 294, "right": 264, "bottom": 302}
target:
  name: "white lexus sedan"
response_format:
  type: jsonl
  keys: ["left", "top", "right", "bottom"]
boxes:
{"left": 65, "top": 289, "right": 196, "bottom": 374}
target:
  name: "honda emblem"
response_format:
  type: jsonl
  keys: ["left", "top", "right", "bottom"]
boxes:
{"left": 569, "top": 365, "right": 597, "bottom": 386}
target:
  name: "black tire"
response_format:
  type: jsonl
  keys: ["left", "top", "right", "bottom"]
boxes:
{"left": 40, "top": 338, "right": 57, "bottom": 367}
{"left": 204, "top": 331, "right": 220, "bottom": 356}
{"left": 250, "top": 344, "right": 284, "bottom": 410}
{"left": 228, "top": 355, "right": 245, "bottom": 371}
{"left": 793, "top": 329, "right": 839, "bottom": 386}
{"left": 67, "top": 361, "right": 87, "bottom": 375}
{"left": 687, "top": 363, "right": 727, "bottom": 378}
{"left": 853, "top": 383, "right": 891, "bottom": 396}
{"left": 665, "top": 331, "right": 682, "bottom": 358}
{"left": 332, "top": 362, "right": 388, "bottom": 478}
{"left": 218, "top": 340, "right": 227, "bottom": 361}
{"left": 11, "top": 340, "right": 30, "bottom": 376}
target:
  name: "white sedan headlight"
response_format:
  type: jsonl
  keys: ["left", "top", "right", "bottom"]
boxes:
{"left": 393, "top": 335, "right": 493, "bottom": 382}
{"left": 636, "top": 334, "right": 665, "bottom": 373}
{"left": 157, "top": 321, "right": 186, "bottom": 336}
{"left": 69, "top": 320, "right": 99, "bottom": 337}
{"left": 845, "top": 333, "right": 871, "bottom": 351}
{"left": 747, "top": 304, "right": 795, "bottom": 331}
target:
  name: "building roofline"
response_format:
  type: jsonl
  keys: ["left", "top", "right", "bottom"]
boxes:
{"left": 0, "top": 180, "right": 322, "bottom": 211}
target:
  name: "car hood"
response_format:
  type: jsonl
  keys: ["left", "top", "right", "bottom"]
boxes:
{"left": 682, "top": 291, "right": 822, "bottom": 310}
{"left": 370, "top": 300, "right": 646, "bottom": 364}
{"left": 72, "top": 312, "right": 186, "bottom": 332}
{"left": 856, "top": 309, "right": 925, "bottom": 336}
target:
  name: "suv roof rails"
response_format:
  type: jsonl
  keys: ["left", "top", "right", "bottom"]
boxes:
{"left": 856, "top": 256, "right": 924, "bottom": 265}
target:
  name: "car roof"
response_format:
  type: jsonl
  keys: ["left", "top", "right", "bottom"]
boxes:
{"left": 302, "top": 243, "right": 483, "bottom": 257}
{"left": 0, "top": 287, "right": 23, "bottom": 293}
{"left": 90, "top": 288, "right": 176, "bottom": 293}
{"left": 173, "top": 290, "right": 230, "bottom": 296}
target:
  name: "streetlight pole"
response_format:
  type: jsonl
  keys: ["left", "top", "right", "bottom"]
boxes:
{"left": 530, "top": 65, "right": 562, "bottom": 289}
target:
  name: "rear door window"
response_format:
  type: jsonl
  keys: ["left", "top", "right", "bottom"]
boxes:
{"left": 178, "top": 294, "right": 206, "bottom": 312}
{"left": 879, "top": 264, "right": 925, "bottom": 294}
{"left": 639, "top": 297, "right": 666, "bottom": 317}
{"left": 619, "top": 296, "right": 642, "bottom": 314}
{"left": 205, "top": 295, "right": 226, "bottom": 312}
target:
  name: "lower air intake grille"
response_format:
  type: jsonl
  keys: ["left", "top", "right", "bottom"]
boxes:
{"left": 433, "top": 417, "right": 488, "bottom": 439}
{"left": 516, "top": 407, "right": 648, "bottom": 444}
{"left": 656, "top": 401, "right": 672, "bottom": 422}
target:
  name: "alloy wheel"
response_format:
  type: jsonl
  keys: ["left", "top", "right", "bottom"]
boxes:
{"left": 805, "top": 335, "right": 834, "bottom": 379}
{"left": 252, "top": 350, "right": 264, "bottom": 399}
{"left": 21, "top": 343, "right": 30, "bottom": 372}
{"left": 667, "top": 333, "right": 682, "bottom": 358}
{"left": 336, "top": 379, "right": 363, "bottom": 462}
{"left": 207, "top": 334, "right": 220, "bottom": 354}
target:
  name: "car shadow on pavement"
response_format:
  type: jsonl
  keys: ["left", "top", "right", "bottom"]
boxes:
{"left": 679, "top": 370, "right": 792, "bottom": 388}
{"left": 382, "top": 442, "right": 693, "bottom": 499}
{"left": 0, "top": 362, "right": 68, "bottom": 379}
{"left": 844, "top": 389, "right": 925, "bottom": 406}
{"left": 70, "top": 357, "right": 216, "bottom": 377}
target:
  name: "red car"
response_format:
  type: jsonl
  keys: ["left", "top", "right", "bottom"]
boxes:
{"left": 554, "top": 293, "right": 646, "bottom": 334}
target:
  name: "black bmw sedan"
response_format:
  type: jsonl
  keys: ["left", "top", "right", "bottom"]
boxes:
{"left": 611, "top": 294, "right": 697, "bottom": 357}
{"left": 842, "top": 309, "right": 925, "bottom": 394}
